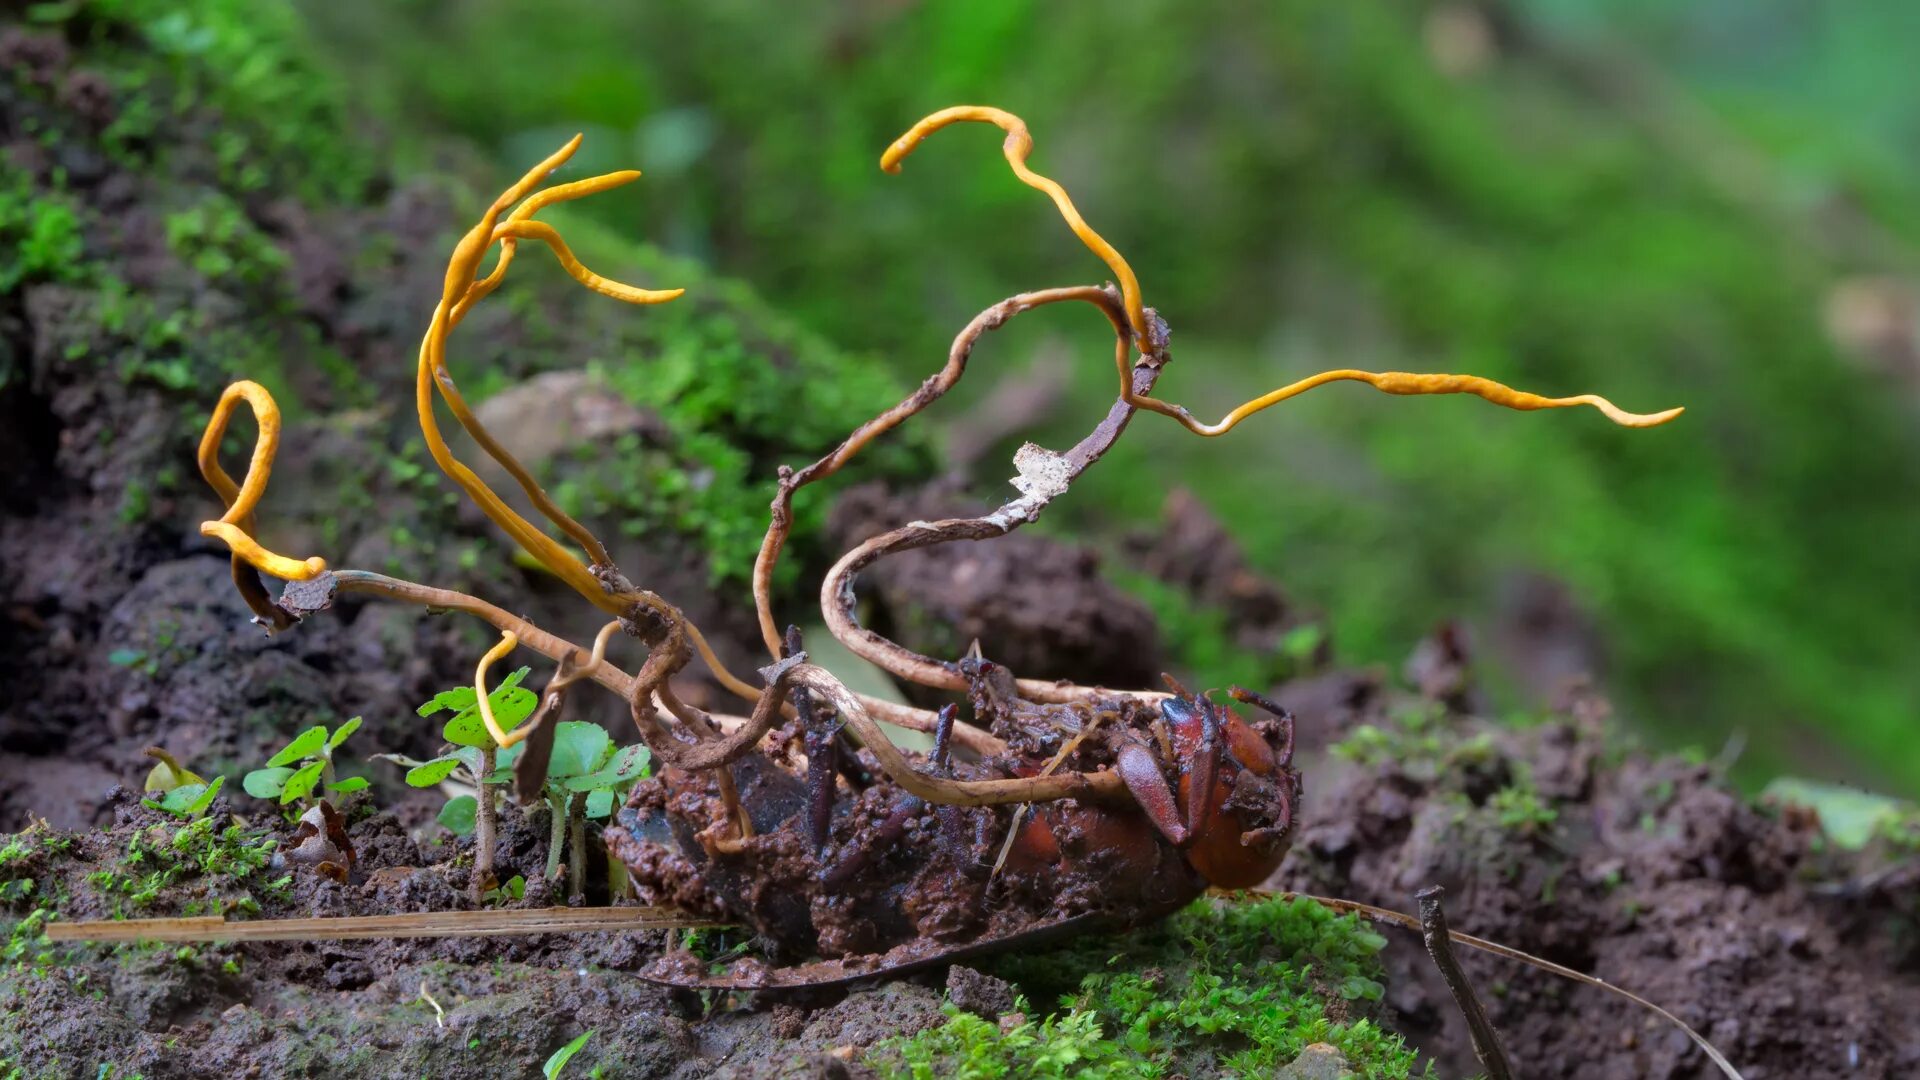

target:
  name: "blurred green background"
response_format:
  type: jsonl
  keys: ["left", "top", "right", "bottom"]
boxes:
{"left": 289, "top": 0, "right": 1920, "bottom": 795}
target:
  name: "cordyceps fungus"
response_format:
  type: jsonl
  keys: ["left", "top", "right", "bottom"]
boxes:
{"left": 877, "top": 104, "right": 1682, "bottom": 437}
{"left": 180, "top": 114, "right": 1703, "bottom": 1044}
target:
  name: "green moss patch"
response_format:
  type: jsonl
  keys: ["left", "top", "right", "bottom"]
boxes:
{"left": 873, "top": 894, "right": 1428, "bottom": 1079}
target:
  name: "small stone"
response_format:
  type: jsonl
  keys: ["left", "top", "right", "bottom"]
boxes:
{"left": 1275, "top": 1042, "right": 1351, "bottom": 1079}
{"left": 324, "top": 957, "right": 374, "bottom": 990}
{"left": 946, "top": 965, "right": 1017, "bottom": 1020}
{"left": 771, "top": 1003, "right": 808, "bottom": 1040}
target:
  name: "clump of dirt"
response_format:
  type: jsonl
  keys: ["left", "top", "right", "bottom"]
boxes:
{"left": 1124, "top": 486, "right": 1328, "bottom": 665}
{"left": 1281, "top": 645, "right": 1920, "bottom": 1078}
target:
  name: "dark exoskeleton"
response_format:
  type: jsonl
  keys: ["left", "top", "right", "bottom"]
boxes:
{"left": 605, "top": 655, "right": 1300, "bottom": 989}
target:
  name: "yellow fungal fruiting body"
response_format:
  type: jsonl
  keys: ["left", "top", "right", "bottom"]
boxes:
{"left": 882, "top": 105, "right": 1684, "bottom": 437}
{"left": 196, "top": 380, "right": 328, "bottom": 581}
{"left": 185, "top": 113, "right": 1684, "bottom": 815}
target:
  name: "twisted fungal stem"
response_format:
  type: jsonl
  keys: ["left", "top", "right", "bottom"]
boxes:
{"left": 882, "top": 106, "right": 1153, "bottom": 348}
{"left": 793, "top": 664, "right": 1127, "bottom": 806}
{"left": 195, "top": 381, "right": 325, "bottom": 629}
{"left": 751, "top": 284, "right": 1128, "bottom": 660}
{"left": 1139, "top": 368, "right": 1685, "bottom": 437}
{"left": 415, "top": 134, "right": 680, "bottom": 614}
{"left": 819, "top": 342, "right": 1172, "bottom": 705}
{"left": 750, "top": 284, "right": 1151, "bottom": 760}
{"left": 882, "top": 105, "right": 1684, "bottom": 436}
{"left": 473, "top": 621, "right": 619, "bottom": 749}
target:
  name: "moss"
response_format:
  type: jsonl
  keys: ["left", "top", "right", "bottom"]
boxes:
{"left": 1331, "top": 702, "right": 1499, "bottom": 784}
{"left": 51, "top": 0, "right": 372, "bottom": 204}
{"left": 874, "top": 894, "right": 1427, "bottom": 1079}
{"left": 0, "top": 177, "right": 88, "bottom": 293}
{"left": 81, "top": 818, "right": 287, "bottom": 918}
{"left": 162, "top": 194, "right": 289, "bottom": 291}
{"left": 489, "top": 214, "right": 937, "bottom": 586}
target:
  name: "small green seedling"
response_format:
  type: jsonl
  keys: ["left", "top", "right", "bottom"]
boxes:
{"left": 381, "top": 695, "right": 649, "bottom": 903}
{"left": 242, "top": 717, "right": 367, "bottom": 809}
{"left": 498, "top": 722, "right": 649, "bottom": 901}
{"left": 140, "top": 747, "right": 226, "bottom": 820}
{"left": 483, "top": 873, "right": 526, "bottom": 905}
{"left": 399, "top": 667, "right": 536, "bottom": 900}
{"left": 542, "top": 1030, "right": 594, "bottom": 1079}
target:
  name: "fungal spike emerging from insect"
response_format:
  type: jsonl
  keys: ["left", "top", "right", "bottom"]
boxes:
{"left": 196, "top": 380, "right": 328, "bottom": 589}
{"left": 883, "top": 104, "right": 1684, "bottom": 438}
{"left": 416, "top": 134, "right": 684, "bottom": 615}
{"left": 882, "top": 106, "right": 1153, "bottom": 348}
{"left": 1168, "top": 367, "right": 1685, "bottom": 437}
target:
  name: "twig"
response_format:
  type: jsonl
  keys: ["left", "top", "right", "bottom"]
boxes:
{"left": 1238, "top": 888, "right": 1745, "bottom": 1079}
{"left": 1417, "top": 885, "right": 1513, "bottom": 1080}
{"left": 418, "top": 979, "right": 445, "bottom": 1029}
{"left": 46, "top": 907, "right": 721, "bottom": 942}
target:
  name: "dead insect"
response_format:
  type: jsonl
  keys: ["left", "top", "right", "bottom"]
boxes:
{"left": 605, "top": 662, "right": 1301, "bottom": 989}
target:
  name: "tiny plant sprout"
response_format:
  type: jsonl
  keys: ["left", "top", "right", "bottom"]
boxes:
{"left": 406, "top": 666, "right": 536, "bottom": 900}
{"left": 542, "top": 1030, "right": 594, "bottom": 1080}
{"left": 482, "top": 873, "right": 526, "bottom": 905}
{"left": 497, "top": 722, "right": 648, "bottom": 901}
{"left": 140, "top": 747, "right": 225, "bottom": 819}
{"left": 242, "top": 717, "right": 367, "bottom": 809}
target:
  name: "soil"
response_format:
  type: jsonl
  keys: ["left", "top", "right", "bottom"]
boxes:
{"left": 828, "top": 479, "right": 1163, "bottom": 694}
{"left": 1281, "top": 660, "right": 1920, "bottom": 1078}
{"left": 3, "top": 11, "right": 1919, "bottom": 1080}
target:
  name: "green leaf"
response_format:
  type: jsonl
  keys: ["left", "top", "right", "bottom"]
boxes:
{"left": 242, "top": 767, "right": 293, "bottom": 799}
{"left": 584, "top": 788, "right": 615, "bottom": 819}
{"left": 326, "top": 716, "right": 362, "bottom": 751}
{"left": 326, "top": 776, "right": 370, "bottom": 794}
{"left": 418, "top": 669, "right": 527, "bottom": 720}
{"left": 404, "top": 757, "right": 463, "bottom": 787}
{"left": 437, "top": 795, "right": 476, "bottom": 836}
{"left": 542, "top": 1030, "right": 594, "bottom": 1079}
{"left": 453, "top": 746, "right": 484, "bottom": 775}
{"left": 142, "top": 776, "right": 225, "bottom": 818}
{"left": 564, "top": 745, "right": 651, "bottom": 792}
{"left": 443, "top": 675, "right": 538, "bottom": 748}
{"left": 546, "top": 722, "right": 614, "bottom": 781}
{"left": 266, "top": 726, "right": 330, "bottom": 768}
{"left": 278, "top": 760, "right": 325, "bottom": 805}
{"left": 1762, "top": 777, "right": 1907, "bottom": 849}
{"left": 601, "top": 744, "right": 651, "bottom": 783}
{"left": 107, "top": 648, "right": 145, "bottom": 668}
{"left": 417, "top": 685, "right": 476, "bottom": 718}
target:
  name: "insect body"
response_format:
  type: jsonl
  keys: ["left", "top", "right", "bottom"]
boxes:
{"left": 606, "top": 670, "right": 1300, "bottom": 988}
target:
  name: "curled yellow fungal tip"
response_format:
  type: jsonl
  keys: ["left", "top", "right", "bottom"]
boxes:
{"left": 1177, "top": 368, "right": 1685, "bottom": 437}
{"left": 881, "top": 105, "right": 1150, "bottom": 345}
{"left": 475, "top": 631, "right": 525, "bottom": 748}
{"left": 197, "top": 380, "right": 281, "bottom": 527}
{"left": 199, "top": 521, "right": 328, "bottom": 581}
{"left": 491, "top": 220, "right": 685, "bottom": 305}
{"left": 196, "top": 380, "right": 328, "bottom": 585}
{"left": 417, "top": 136, "right": 686, "bottom": 617}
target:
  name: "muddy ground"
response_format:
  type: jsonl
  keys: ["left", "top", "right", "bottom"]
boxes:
{"left": 4, "top": 9, "right": 1920, "bottom": 1079}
